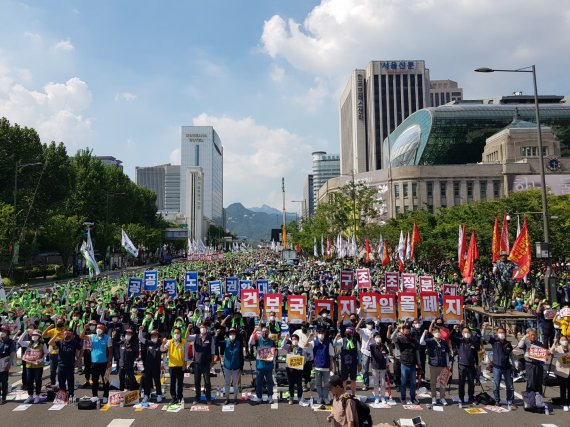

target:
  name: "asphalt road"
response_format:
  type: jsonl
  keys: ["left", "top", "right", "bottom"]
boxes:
{"left": 1, "top": 362, "right": 567, "bottom": 427}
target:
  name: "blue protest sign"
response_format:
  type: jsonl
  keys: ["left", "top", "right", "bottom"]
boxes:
{"left": 143, "top": 270, "right": 158, "bottom": 292}
{"left": 256, "top": 279, "right": 269, "bottom": 296}
{"left": 240, "top": 279, "right": 253, "bottom": 290}
{"left": 225, "top": 277, "right": 239, "bottom": 296}
{"left": 163, "top": 279, "right": 177, "bottom": 297}
{"left": 128, "top": 278, "right": 142, "bottom": 297}
{"left": 209, "top": 280, "right": 222, "bottom": 297}
{"left": 185, "top": 271, "right": 198, "bottom": 292}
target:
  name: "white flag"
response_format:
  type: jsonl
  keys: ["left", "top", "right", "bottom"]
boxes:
{"left": 320, "top": 236, "right": 324, "bottom": 257}
{"left": 405, "top": 231, "right": 411, "bottom": 261}
{"left": 81, "top": 228, "right": 100, "bottom": 278}
{"left": 121, "top": 229, "right": 139, "bottom": 258}
{"left": 398, "top": 230, "right": 405, "bottom": 265}
{"left": 378, "top": 235, "right": 384, "bottom": 263}
{"left": 314, "top": 237, "right": 318, "bottom": 257}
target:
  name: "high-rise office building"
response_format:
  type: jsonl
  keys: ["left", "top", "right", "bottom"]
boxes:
{"left": 312, "top": 151, "right": 340, "bottom": 204}
{"left": 136, "top": 163, "right": 181, "bottom": 211}
{"left": 164, "top": 164, "right": 181, "bottom": 212}
{"left": 185, "top": 166, "right": 204, "bottom": 240}
{"left": 430, "top": 80, "right": 463, "bottom": 107}
{"left": 340, "top": 60, "right": 431, "bottom": 172}
{"left": 303, "top": 174, "right": 314, "bottom": 217}
{"left": 180, "top": 126, "right": 223, "bottom": 226}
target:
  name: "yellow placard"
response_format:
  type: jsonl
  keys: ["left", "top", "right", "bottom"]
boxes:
{"left": 123, "top": 390, "right": 139, "bottom": 406}
{"left": 286, "top": 354, "right": 304, "bottom": 370}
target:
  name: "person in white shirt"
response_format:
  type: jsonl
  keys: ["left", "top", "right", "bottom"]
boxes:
{"left": 356, "top": 318, "right": 375, "bottom": 391}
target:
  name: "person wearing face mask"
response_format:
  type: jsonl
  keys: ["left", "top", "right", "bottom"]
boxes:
{"left": 392, "top": 324, "right": 420, "bottom": 405}
{"left": 450, "top": 325, "right": 480, "bottom": 406}
{"left": 49, "top": 328, "right": 81, "bottom": 403}
{"left": 118, "top": 328, "right": 139, "bottom": 391}
{"left": 186, "top": 321, "right": 216, "bottom": 404}
{"left": 305, "top": 327, "right": 335, "bottom": 406}
{"left": 484, "top": 327, "right": 514, "bottom": 407}
{"left": 222, "top": 328, "right": 243, "bottom": 404}
{"left": 420, "top": 326, "right": 450, "bottom": 405}
{"left": 80, "top": 323, "right": 112, "bottom": 403}
{"left": 411, "top": 320, "right": 427, "bottom": 377}
{"left": 281, "top": 333, "right": 308, "bottom": 405}
{"left": 42, "top": 317, "right": 66, "bottom": 385}
{"left": 550, "top": 334, "right": 570, "bottom": 411}
{"left": 369, "top": 332, "right": 390, "bottom": 404}
{"left": 0, "top": 325, "right": 17, "bottom": 404}
{"left": 355, "top": 319, "right": 375, "bottom": 391}
{"left": 160, "top": 327, "right": 187, "bottom": 405}
{"left": 80, "top": 320, "right": 97, "bottom": 387}
{"left": 18, "top": 329, "right": 48, "bottom": 404}
{"left": 248, "top": 325, "right": 277, "bottom": 404}
{"left": 266, "top": 311, "right": 281, "bottom": 343}
{"left": 518, "top": 328, "right": 547, "bottom": 395}
{"left": 138, "top": 328, "right": 164, "bottom": 403}
{"left": 537, "top": 300, "right": 555, "bottom": 347}
{"left": 103, "top": 310, "right": 124, "bottom": 374}
{"left": 334, "top": 326, "right": 360, "bottom": 396}
{"left": 295, "top": 322, "right": 313, "bottom": 392}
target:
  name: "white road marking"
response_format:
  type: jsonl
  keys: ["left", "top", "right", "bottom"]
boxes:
{"left": 107, "top": 419, "right": 135, "bottom": 427}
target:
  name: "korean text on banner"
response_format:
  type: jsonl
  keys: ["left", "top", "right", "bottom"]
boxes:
{"left": 143, "top": 270, "right": 158, "bottom": 292}
{"left": 384, "top": 272, "right": 399, "bottom": 293}
{"left": 398, "top": 292, "right": 417, "bottom": 321}
{"left": 443, "top": 284, "right": 457, "bottom": 296}
{"left": 163, "top": 279, "right": 177, "bottom": 297}
{"left": 420, "top": 292, "right": 439, "bottom": 321}
{"left": 314, "top": 299, "right": 334, "bottom": 316}
{"left": 419, "top": 276, "right": 434, "bottom": 292}
{"left": 527, "top": 345, "right": 548, "bottom": 362}
{"left": 184, "top": 271, "right": 198, "bottom": 292}
{"left": 356, "top": 268, "right": 371, "bottom": 289}
{"left": 340, "top": 270, "right": 354, "bottom": 291}
{"left": 240, "top": 280, "right": 253, "bottom": 290}
{"left": 401, "top": 273, "right": 416, "bottom": 292}
{"left": 360, "top": 292, "right": 380, "bottom": 320}
{"left": 288, "top": 295, "right": 306, "bottom": 324}
{"left": 263, "top": 293, "right": 283, "bottom": 319}
{"left": 378, "top": 294, "right": 397, "bottom": 323}
{"left": 286, "top": 354, "right": 304, "bottom": 370}
{"left": 256, "top": 279, "right": 270, "bottom": 296}
{"left": 209, "top": 280, "right": 222, "bottom": 297}
{"left": 128, "top": 278, "right": 142, "bottom": 297}
{"left": 338, "top": 296, "right": 356, "bottom": 324}
{"left": 443, "top": 295, "right": 463, "bottom": 324}
{"left": 225, "top": 277, "right": 239, "bottom": 296}
{"left": 240, "top": 289, "right": 259, "bottom": 318}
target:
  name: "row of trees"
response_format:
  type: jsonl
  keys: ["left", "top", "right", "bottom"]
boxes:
{"left": 0, "top": 117, "right": 169, "bottom": 277}
{"left": 290, "top": 181, "right": 570, "bottom": 264}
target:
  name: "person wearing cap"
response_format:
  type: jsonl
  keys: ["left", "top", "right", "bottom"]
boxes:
{"left": 43, "top": 316, "right": 66, "bottom": 385}
{"left": 327, "top": 374, "right": 359, "bottom": 427}
{"left": 222, "top": 328, "right": 243, "bottom": 404}
{"left": 186, "top": 321, "right": 216, "bottom": 403}
{"left": 138, "top": 327, "right": 165, "bottom": 402}
{"left": 18, "top": 329, "right": 48, "bottom": 404}
{"left": 48, "top": 328, "right": 82, "bottom": 402}
{"left": 118, "top": 328, "right": 139, "bottom": 391}
{"left": 0, "top": 325, "right": 17, "bottom": 404}
{"left": 334, "top": 326, "right": 360, "bottom": 396}
{"left": 80, "top": 322, "right": 112, "bottom": 403}
{"left": 355, "top": 318, "right": 376, "bottom": 391}
{"left": 305, "top": 327, "right": 335, "bottom": 406}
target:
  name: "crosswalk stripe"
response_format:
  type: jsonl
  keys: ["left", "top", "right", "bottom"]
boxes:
{"left": 107, "top": 419, "right": 135, "bottom": 427}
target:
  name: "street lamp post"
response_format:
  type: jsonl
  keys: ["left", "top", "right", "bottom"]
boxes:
{"left": 475, "top": 65, "right": 552, "bottom": 302}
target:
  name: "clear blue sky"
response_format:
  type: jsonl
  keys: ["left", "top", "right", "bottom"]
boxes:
{"left": 1, "top": 0, "right": 569, "bottom": 210}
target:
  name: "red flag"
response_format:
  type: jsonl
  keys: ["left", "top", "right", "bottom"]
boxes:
{"left": 295, "top": 243, "right": 301, "bottom": 253}
{"left": 458, "top": 224, "right": 466, "bottom": 271}
{"left": 410, "top": 221, "right": 421, "bottom": 259}
{"left": 382, "top": 242, "right": 390, "bottom": 267}
{"left": 473, "top": 230, "right": 479, "bottom": 260}
{"left": 509, "top": 217, "right": 531, "bottom": 280}
{"left": 500, "top": 211, "right": 510, "bottom": 254}
{"left": 492, "top": 216, "right": 500, "bottom": 262}
{"left": 462, "top": 230, "right": 477, "bottom": 284}
{"left": 365, "top": 237, "right": 371, "bottom": 263}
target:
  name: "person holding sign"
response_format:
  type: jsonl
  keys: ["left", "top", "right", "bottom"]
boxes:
{"left": 549, "top": 334, "right": 570, "bottom": 411}
{"left": 281, "top": 333, "right": 307, "bottom": 405}
{"left": 518, "top": 328, "right": 547, "bottom": 394}
{"left": 248, "top": 325, "right": 276, "bottom": 404}
{"left": 0, "top": 325, "right": 17, "bottom": 404}
{"left": 18, "top": 329, "right": 48, "bottom": 404}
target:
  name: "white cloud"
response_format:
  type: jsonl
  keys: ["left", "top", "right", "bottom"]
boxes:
{"left": 114, "top": 92, "right": 137, "bottom": 102}
{"left": 0, "top": 62, "right": 92, "bottom": 147}
{"left": 169, "top": 148, "right": 181, "bottom": 165}
{"left": 270, "top": 64, "right": 285, "bottom": 83}
{"left": 285, "top": 77, "right": 329, "bottom": 112}
{"left": 23, "top": 32, "right": 42, "bottom": 43}
{"left": 192, "top": 113, "right": 312, "bottom": 210}
{"left": 261, "top": 0, "right": 570, "bottom": 96}
{"left": 52, "top": 39, "right": 74, "bottom": 52}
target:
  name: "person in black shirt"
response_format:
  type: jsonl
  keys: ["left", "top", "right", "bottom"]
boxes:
{"left": 49, "top": 328, "right": 82, "bottom": 402}
{"left": 392, "top": 324, "right": 420, "bottom": 404}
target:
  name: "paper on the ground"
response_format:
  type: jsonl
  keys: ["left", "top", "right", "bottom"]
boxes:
{"left": 369, "top": 403, "right": 391, "bottom": 409}
{"left": 432, "top": 405, "right": 444, "bottom": 412}
{"left": 402, "top": 404, "right": 423, "bottom": 410}
{"left": 12, "top": 404, "right": 32, "bottom": 411}
{"left": 48, "top": 403, "right": 66, "bottom": 411}
{"left": 222, "top": 404, "right": 234, "bottom": 412}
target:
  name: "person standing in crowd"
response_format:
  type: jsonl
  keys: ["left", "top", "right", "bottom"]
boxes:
{"left": 49, "top": 328, "right": 81, "bottom": 403}
{"left": 550, "top": 334, "right": 570, "bottom": 411}
{"left": 369, "top": 331, "right": 389, "bottom": 404}
{"left": 334, "top": 326, "right": 360, "bottom": 396}
{"left": 222, "top": 328, "right": 242, "bottom": 404}
{"left": 118, "top": 328, "right": 139, "bottom": 391}
{"left": 518, "top": 328, "right": 547, "bottom": 395}
{"left": 19, "top": 329, "right": 47, "bottom": 404}
{"left": 327, "top": 374, "right": 359, "bottom": 427}
{"left": 248, "top": 325, "right": 276, "bottom": 404}
{"left": 392, "top": 324, "right": 420, "bottom": 405}
{"left": 484, "top": 326, "right": 514, "bottom": 408}
{"left": 138, "top": 328, "right": 164, "bottom": 403}
{"left": 281, "top": 332, "right": 307, "bottom": 405}
{"left": 451, "top": 325, "right": 480, "bottom": 406}
{"left": 305, "top": 327, "right": 335, "bottom": 407}
{"left": 80, "top": 323, "right": 112, "bottom": 403}
{"left": 42, "top": 318, "right": 66, "bottom": 385}
{"left": 355, "top": 319, "right": 375, "bottom": 392}
{"left": 186, "top": 321, "right": 215, "bottom": 404}
{"left": 80, "top": 320, "right": 97, "bottom": 388}
{"left": 160, "top": 326, "right": 186, "bottom": 405}
{"left": 0, "top": 325, "right": 17, "bottom": 404}
{"left": 536, "top": 300, "right": 555, "bottom": 347}
{"left": 420, "top": 326, "right": 450, "bottom": 405}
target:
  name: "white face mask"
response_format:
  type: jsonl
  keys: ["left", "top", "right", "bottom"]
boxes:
{"left": 146, "top": 314, "right": 152, "bottom": 320}
{"left": 125, "top": 334, "right": 132, "bottom": 341}
{"left": 322, "top": 313, "right": 328, "bottom": 319}
{"left": 433, "top": 333, "right": 441, "bottom": 339}
{"left": 366, "top": 324, "right": 373, "bottom": 330}
{"left": 463, "top": 333, "right": 471, "bottom": 339}
{"left": 112, "top": 318, "right": 118, "bottom": 322}
{"left": 497, "top": 333, "right": 506, "bottom": 340}
{"left": 90, "top": 325, "right": 96, "bottom": 331}
{"left": 32, "top": 335, "right": 39, "bottom": 341}
{"left": 174, "top": 334, "right": 181, "bottom": 341}
{"left": 151, "top": 337, "right": 158, "bottom": 343}
{"left": 96, "top": 329, "right": 103, "bottom": 336}
{"left": 229, "top": 335, "right": 236, "bottom": 341}
{"left": 374, "top": 337, "right": 381, "bottom": 344}
{"left": 200, "top": 327, "right": 207, "bottom": 334}
{"left": 292, "top": 340, "right": 299, "bottom": 346}
{"left": 560, "top": 340, "right": 568, "bottom": 347}
{"left": 317, "top": 333, "right": 325, "bottom": 341}
{"left": 269, "top": 316, "right": 275, "bottom": 322}
{"left": 73, "top": 317, "right": 79, "bottom": 321}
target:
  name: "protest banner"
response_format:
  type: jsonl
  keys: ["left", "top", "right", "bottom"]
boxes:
{"left": 225, "top": 277, "right": 239, "bottom": 296}
{"left": 240, "top": 280, "right": 253, "bottom": 290}
{"left": 337, "top": 296, "right": 356, "bottom": 324}
{"left": 314, "top": 299, "right": 334, "bottom": 316}
{"left": 384, "top": 272, "right": 399, "bottom": 293}
{"left": 128, "top": 278, "right": 142, "bottom": 297}
{"left": 286, "top": 354, "right": 304, "bottom": 370}
{"left": 443, "top": 284, "right": 457, "bottom": 296}
{"left": 360, "top": 292, "right": 380, "bottom": 320}
{"left": 143, "top": 270, "right": 158, "bottom": 292}
{"left": 257, "top": 346, "right": 276, "bottom": 362}
{"left": 528, "top": 345, "right": 548, "bottom": 362}
{"left": 240, "top": 289, "right": 259, "bottom": 318}
{"left": 263, "top": 293, "right": 282, "bottom": 319}
{"left": 163, "top": 279, "right": 177, "bottom": 297}
{"left": 288, "top": 295, "right": 306, "bottom": 324}
{"left": 443, "top": 295, "right": 463, "bottom": 324}
{"left": 184, "top": 272, "right": 198, "bottom": 292}
{"left": 123, "top": 390, "right": 139, "bottom": 406}
{"left": 398, "top": 292, "right": 417, "bottom": 321}
{"left": 356, "top": 268, "right": 371, "bottom": 289}
{"left": 419, "top": 276, "right": 434, "bottom": 292}
{"left": 340, "top": 270, "right": 354, "bottom": 291}
{"left": 209, "top": 280, "right": 222, "bottom": 297}
{"left": 256, "top": 279, "right": 270, "bottom": 296}
{"left": 401, "top": 273, "right": 416, "bottom": 292}
{"left": 420, "top": 292, "right": 439, "bottom": 321}
{"left": 378, "top": 294, "right": 397, "bottom": 323}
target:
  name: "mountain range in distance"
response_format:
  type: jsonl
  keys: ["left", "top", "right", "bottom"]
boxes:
{"left": 225, "top": 203, "right": 297, "bottom": 242}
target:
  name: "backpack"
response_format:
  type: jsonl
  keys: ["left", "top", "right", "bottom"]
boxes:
{"left": 341, "top": 394, "right": 372, "bottom": 427}
{"left": 77, "top": 397, "right": 97, "bottom": 410}
{"left": 523, "top": 391, "right": 549, "bottom": 413}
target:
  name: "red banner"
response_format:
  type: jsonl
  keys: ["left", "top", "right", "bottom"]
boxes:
{"left": 356, "top": 268, "right": 371, "bottom": 289}
{"left": 263, "top": 293, "right": 282, "bottom": 319}
{"left": 337, "top": 296, "right": 356, "bottom": 323}
{"left": 401, "top": 273, "right": 416, "bottom": 292}
{"left": 288, "top": 295, "right": 306, "bottom": 324}
{"left": 384, "top": 272, "right": 399, "bottom": 293}
{"left": 420, "top": 291, "right": 439, "bottom": 321}
{"left": 419, "top": 276, "right": 434, "bottom": 292}
{"left": 398, "top": 292, "right": 417, "bottom": 321}
{"left": 314, "top": 299, "right": 334, "bottom": 316}
{"left": 443, "top": 284, "right": 457, "bottom": 296}
{"left": 359, "top": 292, "right": 380, "bottom": 320}
{"left": 443, "top": 295, "right": 463, "bottom": 324}
{"left": 340, "top": 270, "right": 354, "bottom": 291}
{"left": 378, "top": 294, "right": 397, "bottom": 323}
{"left": 240, "top": 289, "right": 260, "bottom": 317}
